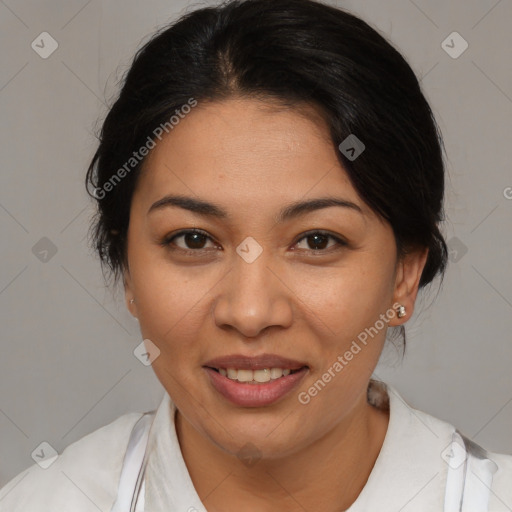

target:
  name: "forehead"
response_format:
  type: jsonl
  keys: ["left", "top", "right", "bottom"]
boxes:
{"left": 133, "top": 98, "right": 370, "bottom": 218}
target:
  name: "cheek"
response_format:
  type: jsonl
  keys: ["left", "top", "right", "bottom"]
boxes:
{"left": 290, "top": 259, "right": 395, "bottom": 342}
{"left": 128, "top": 250, "right": 211, "bottom": 353}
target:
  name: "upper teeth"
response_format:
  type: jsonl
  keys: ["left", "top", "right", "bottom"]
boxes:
{"left": 219, "top": 368, "right": 293, "bottom": 382}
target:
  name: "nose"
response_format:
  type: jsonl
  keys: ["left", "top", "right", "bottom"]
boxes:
{"left": 212, "top": 248, "right": 293, "bottom": 338}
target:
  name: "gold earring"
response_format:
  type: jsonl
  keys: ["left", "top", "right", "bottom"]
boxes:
{"left": 397, "top": 305, "right": 406, "bottom": 318}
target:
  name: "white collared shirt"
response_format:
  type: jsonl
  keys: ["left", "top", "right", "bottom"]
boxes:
{"left": 1, "top": 381, "right": 511, "bottom": 511}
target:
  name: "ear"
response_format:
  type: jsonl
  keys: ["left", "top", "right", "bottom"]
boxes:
{"left": 388, "top": 246, "right": 429, "bottom": 326}
{"left": 123, "top": 267, "right": 138, "bottom": 318}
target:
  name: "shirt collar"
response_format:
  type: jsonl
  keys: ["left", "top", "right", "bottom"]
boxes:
{"left": 346, "top": 380, "right": 453, "bottom": 511}
{"left": 143, "top": 380, "right": 454, "bottom": 511}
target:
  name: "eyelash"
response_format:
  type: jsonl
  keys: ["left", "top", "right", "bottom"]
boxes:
{"left": 161, "top": 228, "right": 347, "bottom": 256}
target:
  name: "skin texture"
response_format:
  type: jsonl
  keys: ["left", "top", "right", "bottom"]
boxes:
{"left": 124, "top": 97, "right": 428, "bottom": 511}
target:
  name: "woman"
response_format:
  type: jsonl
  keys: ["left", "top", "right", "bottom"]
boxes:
{"left": 1, "top": 0, "right": 510, "bottom": 510}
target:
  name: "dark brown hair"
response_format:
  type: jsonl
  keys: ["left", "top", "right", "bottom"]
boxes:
{"left": 86, "top": 0, "right": 448, "bottom": 350}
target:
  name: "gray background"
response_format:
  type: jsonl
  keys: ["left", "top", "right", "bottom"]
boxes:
{"left": 1, "top": 0, "right": 511, "bottom": 487}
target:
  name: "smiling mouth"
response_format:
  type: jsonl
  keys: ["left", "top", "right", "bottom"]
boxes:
{"left": 206, "top": 366, "right": 307, "bottom": 384}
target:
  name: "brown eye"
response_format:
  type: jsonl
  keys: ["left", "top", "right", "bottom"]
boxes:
{"left": 162, "top": 229, "right": 217, "bottom": 252}
{"left": 294, "top": 231, "right": 347, "bottom": 253}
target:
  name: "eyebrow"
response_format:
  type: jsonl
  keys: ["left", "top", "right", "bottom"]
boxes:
{"left": 148, "top": 194, "right": 364, "bottom": 223}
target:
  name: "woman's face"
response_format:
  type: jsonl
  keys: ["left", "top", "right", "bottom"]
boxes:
{"left": 124, "top": 97, "right": 426, "bottom": 459}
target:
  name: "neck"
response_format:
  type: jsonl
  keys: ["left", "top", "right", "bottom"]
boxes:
{"left": 175, "top": 388, "right": 389, "bottom": 512}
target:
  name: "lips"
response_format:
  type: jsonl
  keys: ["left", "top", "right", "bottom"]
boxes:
{"left": 203, "top": 353, "right": 309, "bottom": 371}
{"left": 202, "top": 353, "right": 310, "bottom": 406}
{"left": 203, "top": 366, "right": 309, "bottom": 407}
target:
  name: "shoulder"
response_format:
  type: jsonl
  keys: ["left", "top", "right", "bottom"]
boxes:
{"left": 378, "top": 381, "right": 512, "bottom": 507}
{"left": 410, "top": 399, "right": 512, "bottom": 501}
{"left": 0, "top": 411, "right": 144, "bottom": 512}
{"left": 485, "top": 448, "right": 512, "bottom": 508}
